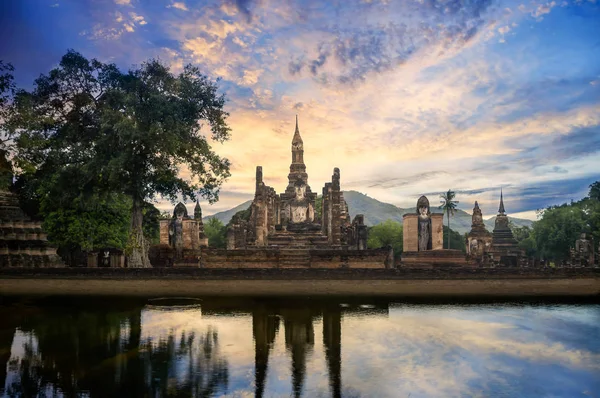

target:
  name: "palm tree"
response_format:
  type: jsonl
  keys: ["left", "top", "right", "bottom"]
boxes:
{"left": 439, "top": 190, "right": 459, "bottom": 249}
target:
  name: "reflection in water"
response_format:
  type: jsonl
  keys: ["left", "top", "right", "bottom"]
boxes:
{"left": 0, "top": 298, "right": 598, "bottom": 397}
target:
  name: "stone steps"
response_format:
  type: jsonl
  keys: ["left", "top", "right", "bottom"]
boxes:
{"left": 279, "top": 249, "right": 311, "bottom": 267}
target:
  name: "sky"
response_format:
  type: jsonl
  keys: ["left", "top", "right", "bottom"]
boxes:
{"left": 1, "top": 0, "right": 599, "bottom": 220}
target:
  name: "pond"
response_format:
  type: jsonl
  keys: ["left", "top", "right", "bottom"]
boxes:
{"left": 0, "top": 296, "right": 598, "bottom": 397}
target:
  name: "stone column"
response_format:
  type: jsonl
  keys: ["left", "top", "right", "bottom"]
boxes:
{"left": 431, "top": 214, "right": 444, "bottom": 250}
{"left": 402, "top": 214, "right": 418, "bottom": 252}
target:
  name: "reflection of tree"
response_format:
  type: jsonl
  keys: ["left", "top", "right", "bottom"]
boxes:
{"left": 140, "top": 327, "right": 229, "bottom": 397}
{"left": 2, "top": 300, "right": 228, "bottom": 397}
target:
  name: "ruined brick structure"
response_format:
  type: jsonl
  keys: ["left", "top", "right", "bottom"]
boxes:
{"left": 489, "top": 190, "right": 523, "bottom": 266}
{"left": 466, "top": 201, "right": 492, "bottom": 262}
{"left": 401, "top": 195, "right": 468, "bottom": 268}
{"left": 227, "top": 117, "right": 367, "bottom": 252}
{"left": 159, "top": 200, "right": 208, "bottom": 257}
{"left": 0, "top": 150, "right": 63, "bottom": 267}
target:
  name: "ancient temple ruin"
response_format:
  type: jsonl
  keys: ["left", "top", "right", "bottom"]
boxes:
{"left": 489, "top": 190, "right": 522, "bottom": 266}
{"left": 466, "top": 201, "right": 492, "bottom": 261}
{"left": 158, "top": 200, "right": 208, "bottom": 262}
{"left": 0, "top": 150, "right": 63, "bottom": 267}
{"left": 227, "top": 117, "right": 367, "bottom": 251}
{"left": 401, "top": 195, "right": 468, "bottom": 267}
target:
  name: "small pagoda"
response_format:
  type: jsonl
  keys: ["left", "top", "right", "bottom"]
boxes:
{"left": 489, "top": 189, "right": 521, "bottom": 266}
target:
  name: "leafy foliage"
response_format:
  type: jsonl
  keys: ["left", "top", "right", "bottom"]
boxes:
{"left": 7, "top": 50, "right": 232, "bottom": 266}
{"left": 442, "top": 226, "right": 466, "bottom": 252}
{"left": 367, "top": 220, "right": 403, "bottom": 258}
{"left": 314, "top": 195, "right": 322, "bottom": 221}
{"left": 227, "top": 206, "right": 251, "bottom": 227}
{"left": 512, "top": 181, "right": 600, "bottom": 261}
{"left": 205, "top": 217, "right": 227, "bottom": 248}
{"left": 532, "top": 203, "right": 588, "bottom": 261}
{"left": 43, "top": 194, "right": 131, "bottom": 252}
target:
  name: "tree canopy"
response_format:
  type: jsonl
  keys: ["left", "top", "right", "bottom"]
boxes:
{"left": 6, "top": 50, "right": 232, "bottom": 266}
{"left": 367, "top": 220, "right": 403, "bottom": 258}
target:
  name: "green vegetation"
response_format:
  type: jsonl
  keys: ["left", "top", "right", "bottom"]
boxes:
{"left": 315, "top": 195, "right": 322, "bottom": 221}
{"left": 367, "top": 220, "right": 403, "bottom": 258}
{"left": 5, "top": 50, "right": 231, "bottom": 266}
{"left": 228, "top": 206, "right": 252, "bottom": 226}
{"left": 439, "top": 190, "right": 459, "bottom": 249}
{"left": 443, "top": 226, "right": 466, "bottom": 252}
{"left": 509, "top": 181, "right": 600, "bottom": 261}
{"left": 205, "top": 217, "right": 228, "bottom": 249}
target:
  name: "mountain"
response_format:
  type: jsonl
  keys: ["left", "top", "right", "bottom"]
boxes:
{"left": 343, "top": 191, "right": 412, "bottom": 225}
{"left": 203, "top": 190, "right": 533, "bottom": 234}
{"left": 203, "top": 200, "right": 252, "bottom": 225}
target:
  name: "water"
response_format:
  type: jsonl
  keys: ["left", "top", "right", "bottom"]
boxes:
{"left": 0, "top": 296, "right": 598, "bottom": 397}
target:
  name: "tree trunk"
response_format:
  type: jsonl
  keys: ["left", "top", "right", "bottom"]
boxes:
{"left": 128, "top": 197, "right": 151, "bottom": 268}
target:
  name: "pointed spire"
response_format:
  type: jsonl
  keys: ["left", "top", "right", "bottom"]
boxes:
{"left": 498, "top": 188, "right": 506, "bottom": 215}
{"left": 194, "top": 199, "right": 202, "bottom": 219}
{"left": 292, "top": 115, "right": 303, "bottom": 145}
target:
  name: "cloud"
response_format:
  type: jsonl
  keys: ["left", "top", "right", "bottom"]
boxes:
{"left": 82, "top": 10, "right": 148, "bottom": 39}
{"left": 114, "top": 0, "right": 131, "bottom": 5}
{"left": 167, "top": 2, "right": 189, "bottom": 11}
{"left": 532, "top": 1, "right": 557, "bottom": 18}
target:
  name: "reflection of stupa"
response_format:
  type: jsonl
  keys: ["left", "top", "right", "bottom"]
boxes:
{"left": 283, "top": 308, "right": 315, "bottom": 398}
{"left": 253, "top": 307, "right": 280, "bottom": 398}
{"left": 323, "top": 307, "right": 342, "bottom": 398}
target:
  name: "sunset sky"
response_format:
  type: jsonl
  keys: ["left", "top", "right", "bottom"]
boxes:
{"left": 2, "top": 0, "right": 599, "bottom": 220}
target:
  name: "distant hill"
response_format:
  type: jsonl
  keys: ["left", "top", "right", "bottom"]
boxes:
{"left": 203, "top": 190, "right": 533, "bottom": 234}
{"left": 202, "top": 200, "right": 252, "bottom": 225}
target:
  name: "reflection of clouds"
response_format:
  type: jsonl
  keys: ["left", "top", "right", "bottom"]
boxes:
{"left": 338, "top": 306, "right": 600, "bottom": 397}
{"left": 104, "top": 304, "right": 600, "bottom": 397}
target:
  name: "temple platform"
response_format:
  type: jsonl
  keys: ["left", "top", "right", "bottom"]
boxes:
{"left": 267, "top": 231, "right": 330, "bottom": 248}
{"left": 401, "top": 250, "right": 470, "bottom": 268}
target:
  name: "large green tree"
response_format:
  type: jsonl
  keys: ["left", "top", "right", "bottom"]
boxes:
{"left": 205, "top": 217, "right": 228, "bottom": 248}
{"left": 7, "top": 50, "right": 231, "bottom": 267}
{"left": 367, "top": 220, "right": 403, "bottom": 259}
{"left": 532, "top": 204, "right": 587, "bottom": 261}
{"left": 439, "top": 189, "right": 459, "bottom": 249}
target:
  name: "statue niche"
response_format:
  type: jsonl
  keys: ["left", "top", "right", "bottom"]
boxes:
{"left": 573, "top": 232, "right": 595, "bottom": 266}
{"left": 290, "top": 179, "right": 310, "bottom": 223}
{"left": 417, "top": 195, "right": 432, "bottom": 251}
{"left": 169, "top": 202, "right": 187, "bottom": 259}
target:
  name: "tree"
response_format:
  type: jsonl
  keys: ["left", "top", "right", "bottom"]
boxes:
{"left": 367, "top": 220, "right": 403, "bottom": 259}
{"left": 439, "top": 190, "right": 459, "bottom": 249}
{"left": 0, "top": 61, "right": 15, "bottom": 147}
{"left": 7, "top": 50, "right": 231, "bottom": 267}
{"left": 204, "top": 217, "right": 227, "bottom": 248}
{"left": 589, "top": 181, "right": 600, "bottom": 201}
{"left": 509, "top": 223, "right": 537, "bottom": 257}
{"left": 442, "top": 226, "right": 466, "bottom": 252}
{"left": 532, "top": 204, "right": 587, "bottom": 261}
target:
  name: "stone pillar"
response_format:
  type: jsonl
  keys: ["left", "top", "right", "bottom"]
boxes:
{"left": 329, "top": 168, "right": 342, "bottom": 246}
{"left": 227, "top": 227, "right": 235, "bottom": 250}
{"left": 159, "top": 219, "right": 170, "bottom": 245}
{"left": 402, "top": 214, "right": 418, "bottom": 252}
{"left": 353, "top": 214, "right": 368, "bottom": 250}
{"left": 431, "top": 214, "right": 444, "bottom": 250}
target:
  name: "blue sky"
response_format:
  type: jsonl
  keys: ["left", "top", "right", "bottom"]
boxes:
{"left": 1, "top": 0, "right": 599, "bottom": 219}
